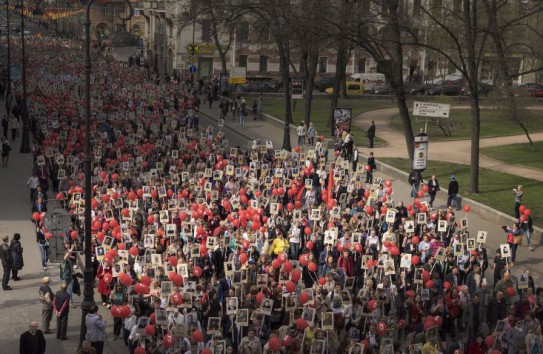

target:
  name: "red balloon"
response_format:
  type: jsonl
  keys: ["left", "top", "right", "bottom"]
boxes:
{"left": 524, "top": 209, "right": 531, "bottom": 216}
{"left": 299, "top": 254, "right": 309, "bottom": 266}
{"left": 376, "top": 321, "right": 387, "bottom": 335}
{"left": 103, "top": 273, "right": 112, "bottom": 284}
{"left": 299, "top": 291, "right": 310, "bottom": 305}
{"left": 304, "top": 227, "right": 312, "bottom": 235}
{"left": 192, "top": 330, "right": 204, "bottom": 342}
{"left": 70, "top": 230, "right": 78, "bottom": 240}
{"left": 306, "top": 241, "right": 314, "bottom": 250}
{"left": 269, "top": 337, "right": 281, "bottom": 352}
{"left": 318, "top": 277, "right": 327, "bottom": 286}
{"left": 239, "top": 253, "right": 248, "bottom": 264}
{"left": 412, "top": 236, "right": 420, "bottom": 245}
{"left": 271, "top": 259, "right": 281, "bottom": 269}
{"left": 295, "top": 318, "right": 308, "bottom": 330}
{"left": 193, "top": 266, "right": 203, "bottom": 277}
{"left": 256, "top": 292, "right": 265, "bottom": 305}
{"left": 285, "top": 281, "right": 296, "bottom": 293}
{"left": 141, "top": 275, "right": 152, "bottom": 286}
{"left": 412, "top": 255, "right": 420, "bottom": 265}
{"left": 291, "top": 269, "right": 302, "bottom": 282}
{"left": 422, "top": 270, "right": 431, "bottom": 283}
{"left": 282, "top": 334, "right": 293, "bottom": 347}
{"left": 385, "top": 180, "right": 392, "bottom": 187}
{"left": 426, "top": 280, "right": 434, "bottom": 288}
{"left": 463, "top": 205, "right": 471, "bottom": 213}
{"left": 399, "top": 319, "right": 408, "bottom": 329}
{"left": 308, "top": 262, "right": 317, "bottom": 272}
{"left": 519, "top": 205, "right": 526, "bottom": 214}
{"left": 368, "top": 299, "right": 378, "bottom": 311}
{"left": 129, "top": 246, "right": 138, "bottom": 257}
{"left": 354, "top": 243, "right": 363, "bottom": 253}
{"left": 424, "top": 319, "right": 436, "bottom": 331}
{"left": 144, "top": 324, "right": 156, "bottom": 336}
{"left": 110, "top": 305, "right": 123, "bottom": 318}
{"left": 163, "top": 332, "right": 175, "bottom": 349}
{"left": 32, "top": 212, "right": 40, "bottom": 221}
{"left": 283, "top": 261, "right": 293, "bottom": 273}
{"left": 134, "top": 347, "right": 146, "bottom": 354}
{"left": 506, "top": 287, "right": 516, "bottom": 297}
{"left": 389, "top": 247, "right": 400, "bottom": 256}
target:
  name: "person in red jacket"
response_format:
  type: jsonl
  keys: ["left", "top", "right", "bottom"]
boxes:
{"left": 96, "top": 264, "right": 112, "bottom": 308}
{"left": 337, "top": 251, "right": 355, "bottom": 277}
{"left": 445, "top": 287, "right": 461, "bottom": 340}
{"left": 467, "top": 335, "right": 488, "bottom": 354}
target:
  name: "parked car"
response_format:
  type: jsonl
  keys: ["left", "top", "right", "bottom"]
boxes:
{"left": 408, "top": 83, "right": 432, "bottom": 95}
{"left": 325, "top": 81, "right": 364, "bottom": 95}
{"left": 315, "top": 76, "right": 337, "bottom": 92}
{"left": 426, "top": 84, "right": 462, "bottom": 96}
{"left": 462, "top": 83, "right": 494, "bottom": 96}
{"left": 513, "top": 83, "right": 543, "bottom": 98}
{"left": 369, "top": 83, "right": 392, "bottom": 94}
{"left": 240, "top": 82, "right": 278, "bottom": 93}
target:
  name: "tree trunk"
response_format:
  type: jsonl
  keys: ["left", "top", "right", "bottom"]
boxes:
{"left": 304, "top": 49, "right": 318, "bottom": 127}
{"left": 469, "top": 94, "right": 480, "bottom": 193}
{"left": 328, "top": 39, "right": 348, "bottom": 131}
{"left": 278, "top": 40, "right": 293, "bottom": 150}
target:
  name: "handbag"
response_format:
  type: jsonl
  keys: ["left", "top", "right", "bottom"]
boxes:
{"left": 514, "top": 235, "right": 523, "bottom": 245}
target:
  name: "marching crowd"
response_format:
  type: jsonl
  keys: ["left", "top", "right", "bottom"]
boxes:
{"left": 0, "top": 33, "right": 540, "bottom": 354}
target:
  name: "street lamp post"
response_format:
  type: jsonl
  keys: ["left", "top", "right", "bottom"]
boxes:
{"left": 80, "top": 0, "right": 133, "bottom": 347}
{"left": 5, "top": 0, "right": 11, "bottom": 101}
{"left": 18, "top": 0, "right": 30, "bottom": 153}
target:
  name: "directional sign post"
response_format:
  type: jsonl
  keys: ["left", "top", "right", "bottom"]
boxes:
{"left": 188, "top": 65, "right": 197, "bottom": 74}
{"left": 413, "top": 101, "right": 451, "bottom": 133}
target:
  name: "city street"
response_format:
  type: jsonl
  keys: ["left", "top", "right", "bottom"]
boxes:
{"left": 1, "top": 13, "right": 542, "bottom": 354}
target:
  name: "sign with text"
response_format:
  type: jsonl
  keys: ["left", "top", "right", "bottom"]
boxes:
{"left": 291, "top": 79, "right": 304, "bottom": 99}
{"left": 228, "top": 67, "right": 247, "bottom": 84}
{"left": 412, "top": 133, "right": 429, "bottom": 171}
{"left": 413, "top": 101, "right": 450, "bottom": 118}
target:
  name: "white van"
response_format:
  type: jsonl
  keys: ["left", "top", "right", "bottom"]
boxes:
{"left": 350, "top": 73, "right": 386, "bottom": 92}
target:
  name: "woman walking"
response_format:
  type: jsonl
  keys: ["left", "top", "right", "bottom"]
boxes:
{"left": 109, "top": 284, "right": 126, "bottom": 340}
{"left": 1, "top": 136, "right": 11, "bottom": 167}
{"left": 10, "top": 233, "right": 24, "bottom": 281}
{"left": 85, "top": 304, "right": 107, "bottom": 354}
{"left": 513, "top": 185, "right": 523, "bottom": 219}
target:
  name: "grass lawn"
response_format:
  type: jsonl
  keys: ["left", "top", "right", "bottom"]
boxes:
{"left": 481, "top": 141, "right": 543, "bottom": 171}
{"left": 265, "top": 97, "right": 393, "bottom": 146}
{"left": 379, "top": 158, "right": 543, "bottom": 227}
{"left": 390, "top": 109, "right": 543, "bottom": 141}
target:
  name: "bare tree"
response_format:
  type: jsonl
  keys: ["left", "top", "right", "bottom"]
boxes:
{"left": 411, "top": 0, "right": 490, "bottom": 193}
{"left": 482, "top": 0, "right": 543, "bottom": 150}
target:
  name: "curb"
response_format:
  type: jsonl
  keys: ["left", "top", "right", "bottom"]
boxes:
{"left": 198, "top": 109, "right": 255, "bottom": 143}
{"left": 367, "top": 154, "right": 543, "bottom": 245}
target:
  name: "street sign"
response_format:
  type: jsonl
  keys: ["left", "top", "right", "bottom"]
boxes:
{"left": 188, "top": 56, "right": 197, "bottom": 65}
{"left": 188, "top": 65, "right": 197, "bottom": 74}
{"left": 412, "top": 133, "right": 429, "bottom": 171}
{"left": 413, "top": 101, "right": 450, "bottom": 118}
{"left": 291, "top": 78, "right": 304, "bottom": 99}
{"left": 228, "top": 67, "right": 247, "bottom": 84}
{"left": 188, "top": 43, "right": 199, "bottom": 55}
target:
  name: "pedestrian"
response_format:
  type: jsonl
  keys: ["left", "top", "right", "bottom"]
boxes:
{"left": 307, "top": 122, "right": 316, "bottom": 145}
{"left": 367, "top": 120, "right": 376, "bottom": 148}
{"left": 85, "top": 304, "right": 107, "bottom": 354}
{"left": 408, "top": 170, "right": 422, "bottom": 198}
{"left": 27, "top": 172, "right": 40, "bottom": 202}
{"left": 252, "top": 100, "right": 258, "bottom": 120}
{"left": 19, "top": 321, "right": 46, "bottom": 354}
{"left": 109, "top": 283, "right": 126, "bottom": 340}
{"left": 504, "top": 223, "right": 522, "bottom": 264}
{"left": 1, "top": 115, "right": 8, "bottom": 138}
{"left": 36, "top": 226, "right": 49, "bottom": 271}
{"left": 59, "top": 250, "right": 75, "bottom": 307}
{"left": 0, "top": 235, "right": 12, "bottom": 290}
{"left": 520, "top": 214, "right": 534, "bottom": 251}
{"left": 53, "top": 282, "right": 70, "bottom": 340}
{"left": 365, "top": 152, "right": 376, "bottom": 183}
{"left": 10, "top": 233, "right": 24, "bottom": 281}
{"left": 513, "top": 185, "right": 523, "bottom": 219}
{"left": 1, "top": 136, "right": 11, "bottom": 167}
{"left": 39, "top": 277, "right": 54, "bottom": 334}
{"left": 297, "top": 122, "right": 306, "bottom": 146}
{"left": 427, "top": 175, "right": 440, "bottom": 208}
{"left": 239, "top": 103, "right": 247, "bottom": 128}
{"left": 9, "top": 115, "right": 18, "bottom": 141}
{"left": 447, "top": 174, "right": 459, "bottom": 210}
{"left": 258, "top": 93, "right": 264, "bottom": 117}
{"left": 352, "top": 145, "right": 359, "bottom": 172}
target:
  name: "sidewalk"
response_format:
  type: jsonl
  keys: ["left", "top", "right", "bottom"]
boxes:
{"left": 352, "top": 107, "right": 543, "bottom": 181}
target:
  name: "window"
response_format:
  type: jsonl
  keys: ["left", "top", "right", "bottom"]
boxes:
{"left": 238, "top": 21, "right": 249, "bottom": 41}
{"left": 259, "top": 56, "right": 268, "bottom": 73}
{"left": 318, "top": 57, "right": 327, "bottom": 73}
{"left": 113, "top": 7, "right": 118, "bottom": 16}
{"left": 238, "top": 55, "right": 248, "bottom": 68}
{"left": 259, "top": 26, "right": 270, "bottom": 42}
{"left": 201, "top": 19, "right": 212, "bottom": 41}
{"left": 103, "top": 6, "right": 109, "bottom": 16}
{"left": 358, "top": 58, "right": 367, "bottom": 73}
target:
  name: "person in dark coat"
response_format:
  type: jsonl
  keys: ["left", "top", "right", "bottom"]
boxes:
{"left": 1, "top": 235, "right": 12, "bottom": 290}
{"left": 11, "top": 233, "right": 24, "bottom": 280}
{"left": 53, "top": 282, "right": 71, "bottom": 340}
{"left": 19, "top": 321, "right": 46, "bottom": 354}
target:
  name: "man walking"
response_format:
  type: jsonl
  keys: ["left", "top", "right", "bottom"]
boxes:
{"left": 39, "top": 277, "right": 54, "bottom": 334}
{"left": 447, "top": 175, "right": 459, "bottom": 210}
{"left": 19, "top": 321, "right": 46, "bottom": 354}
{"left": 53, "top": 282, "right": 70, "bottom": 340}
{"left": 1, "top": 235, "right": 12, "bottom": 290}
{"left": 367, "top": 120, "right": 376, "bottom": 148}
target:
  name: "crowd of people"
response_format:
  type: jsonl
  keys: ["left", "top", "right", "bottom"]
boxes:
{"left": 0, "top": 31, "right": 540, "bottom": 354}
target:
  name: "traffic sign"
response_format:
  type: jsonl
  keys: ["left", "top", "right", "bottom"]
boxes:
{"left": 413, "top": 101, "right": 450, "bottom": 118}
{"left": 188, "top": 65, "right": 197, "bottom": 74}
{"left": 188, "top": 43, "right": 199, "bottom": 55}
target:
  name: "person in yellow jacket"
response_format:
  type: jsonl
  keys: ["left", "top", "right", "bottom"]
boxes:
{"left": 268, "top": 232, "right": 289, "bottom": 257}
